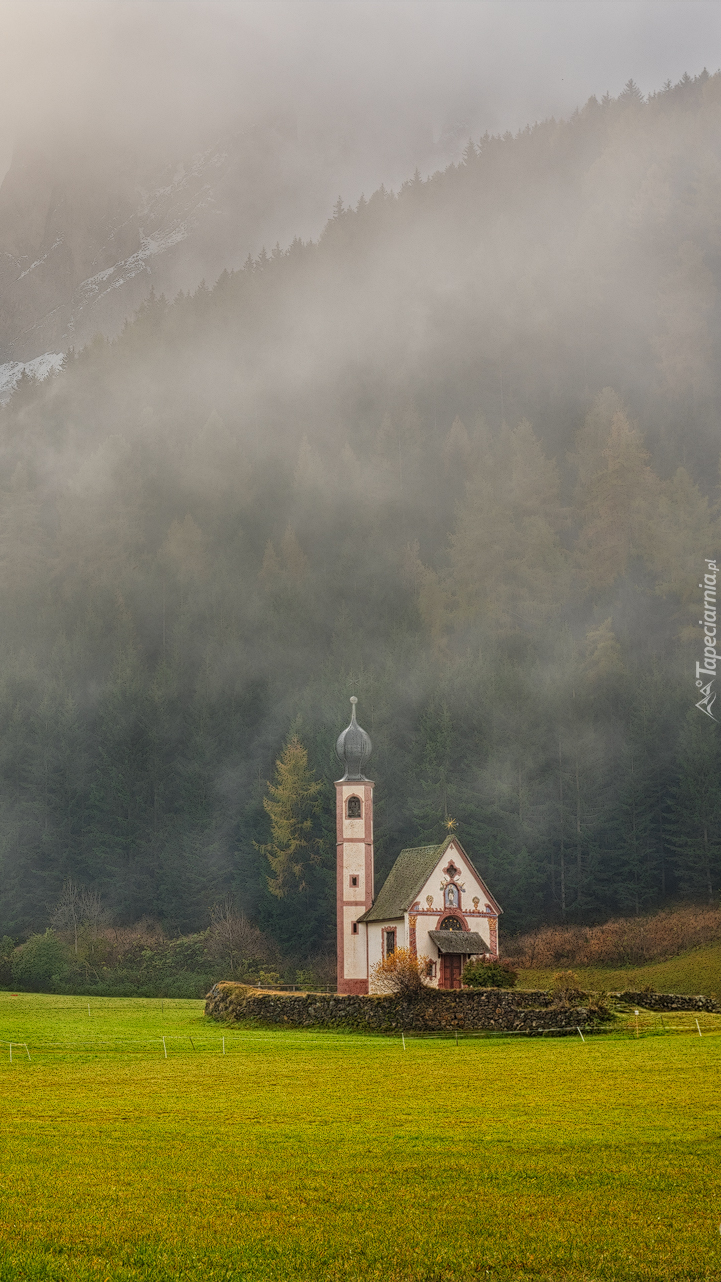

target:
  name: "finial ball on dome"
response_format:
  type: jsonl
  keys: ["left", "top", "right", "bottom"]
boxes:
{"left": 350, "top": 696, "right": 358, "bottom": 705}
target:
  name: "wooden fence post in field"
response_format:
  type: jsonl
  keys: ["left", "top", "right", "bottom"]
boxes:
{"left": 635, "top": 1010, "right": 639, "bottom": 1038}
{"left": 162, "top": 1037, "right": 167, "bottom": 1059}
{"left": 696, "top": 1019, "right": 702, "bottom": 1037}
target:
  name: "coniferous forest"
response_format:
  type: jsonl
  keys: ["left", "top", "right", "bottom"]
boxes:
{"left": 2, "top": 72, "right": 721, "bottom": 961}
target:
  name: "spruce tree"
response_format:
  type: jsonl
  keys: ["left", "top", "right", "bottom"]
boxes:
{"left": 671, "top": 715, "right": 721, "bottom": 902}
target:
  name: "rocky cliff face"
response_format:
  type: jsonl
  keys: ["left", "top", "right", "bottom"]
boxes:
{"left": 0, "top": 116, "right": 312, "bottom": 362}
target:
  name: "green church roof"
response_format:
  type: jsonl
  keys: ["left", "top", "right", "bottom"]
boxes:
{"left": 358, "top": 835, "right": 457, "bottom": 922}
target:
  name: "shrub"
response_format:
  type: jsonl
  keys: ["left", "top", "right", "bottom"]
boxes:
{"left": 294, "top": 954, "right": 336, "bottom": 990}
{"left": 462, "top": 958, "right": 518, "bottom": 989}
{"left": 587, "top": 991, "right": 614, "bottom": 1022}
{"left": 552, "top": 969, "right": 580, "bottom": 992}
{"left": 206, "top": 897, "right": 276, "bottom": 975}
{"left": 256, "top": 968, "right": 282, "bottom": 988}
{"left": 552, "top": 970, "right": 587, "bottom": 1005}
{"left": 11, "top": 930, "right": 72, "bottom": 992}
{"left": 0, "top": 936, "right": 14, "bottom": 988}
{"left": 505, "top": 906, "right": 721, "bottom": 969}
{"left": 370, "top": 948, "right": 431, "bottom": 998}
{"left": 155, "top": 972, "right": 216, "bottom": 999}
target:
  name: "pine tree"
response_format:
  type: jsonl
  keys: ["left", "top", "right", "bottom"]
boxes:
{"left": 411, "top": 698, "right": 455, "bottom": 842}
{"left": 611, "top": 743, "right": 657, "bottom": 916}
{"left": 449, "top": 419, "right": 568, "bottom": 632}
{"left": 619, "top": 79, "right": 644, "bottom": 103}
{"left": 670, "top": 715, "right": 721, "bottom": 902}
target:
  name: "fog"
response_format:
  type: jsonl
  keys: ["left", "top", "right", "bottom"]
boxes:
{"left": 2, "top": 1, "right": 720, "bottom": 208}
{"left": 0, "top": 1, "right": 721, "bottom": 965}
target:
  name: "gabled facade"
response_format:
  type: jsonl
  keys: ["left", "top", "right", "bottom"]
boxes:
{"left": 335, "top": 699, "right": 502, "bottom": 994}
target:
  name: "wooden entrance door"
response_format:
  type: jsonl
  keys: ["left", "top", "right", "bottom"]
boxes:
{"left": 440, "top": 954, "right": 463, "bottom": 989}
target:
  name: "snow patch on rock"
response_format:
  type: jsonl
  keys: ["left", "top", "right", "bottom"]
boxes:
{"left": 0, "top": 351, "right": 64, "bottom": 402}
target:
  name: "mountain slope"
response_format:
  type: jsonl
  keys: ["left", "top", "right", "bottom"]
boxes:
{"left": 0, "top": 72, "right": 720, "bottom": 944}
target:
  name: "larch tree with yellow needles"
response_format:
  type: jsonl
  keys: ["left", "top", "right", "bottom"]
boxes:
{"left": 259, "top": 735, "right": 324, "bottom": 899}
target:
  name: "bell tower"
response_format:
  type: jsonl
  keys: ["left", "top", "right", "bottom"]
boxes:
{"left": 335, "top": 697, "right": 374, "bottom": 994}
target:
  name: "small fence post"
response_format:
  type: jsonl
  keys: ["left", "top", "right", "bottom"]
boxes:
{"left": 696, "top": 1018, "right": 702, "bottom": 1037}
{"left": 162, "top": 1036, "right": 167, "bottom": 1059}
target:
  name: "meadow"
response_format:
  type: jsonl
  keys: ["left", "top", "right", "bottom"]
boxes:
{"left": 0, "top": 994, "right": 720, "bottom": 1282}
{"left": 517, "top": 939, "right": 721, "bottom": 998}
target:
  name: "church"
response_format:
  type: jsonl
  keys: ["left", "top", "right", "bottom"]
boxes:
{"left": 335, "top": 698, "right": 502, "bottom": 994}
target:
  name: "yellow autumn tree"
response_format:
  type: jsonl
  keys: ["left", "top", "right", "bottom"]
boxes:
{"left": 574, "top": 406, "right": 660, "bottom": 591}
{"left": 370, "top": 947, "right": 432, "bottom": 997}
{"left": 645, "top": 467, "right": 719, "bottom": 615}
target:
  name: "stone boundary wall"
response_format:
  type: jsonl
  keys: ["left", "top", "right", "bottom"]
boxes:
{"left": 614, "top": 990, "right": 719, "bottom": 1012}
{"left": 205, "top": 983, "right": 720, "bottom": 1032}
{"left": 204, "top": 983, "right": 605, "bottom": 1033}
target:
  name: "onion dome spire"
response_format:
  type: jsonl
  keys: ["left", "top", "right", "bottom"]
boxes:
{"left": 336, "top": 696, "right": 372, "bottom": 781}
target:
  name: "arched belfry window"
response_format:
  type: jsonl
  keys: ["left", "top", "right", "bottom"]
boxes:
{"left": 444, "top": 883, "right": 459, "bottom": 908}
{"left": 346, "top": 796, "right": 362, "bottom": 819}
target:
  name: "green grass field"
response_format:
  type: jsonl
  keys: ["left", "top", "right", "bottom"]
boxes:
{"left": 1, "top": 994, "right": 720, "bottom": 1281}
{"left": 517, "top": 939, "right": 721, "bottom": 997}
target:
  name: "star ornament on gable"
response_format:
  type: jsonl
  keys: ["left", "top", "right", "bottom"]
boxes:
{"left": 445, "top": 817, "right": 458, "bottom": 832}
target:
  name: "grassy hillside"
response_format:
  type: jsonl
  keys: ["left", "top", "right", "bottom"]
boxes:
{"left": 1, "top": 992, "right": 720, "bottom": 1280}
{"left": 518, "top": 939, "right": 721, "bottom": 997}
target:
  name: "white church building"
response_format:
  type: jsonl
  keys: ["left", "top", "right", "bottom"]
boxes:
{"left": 335, "top": 698, "right": 502, "bottom": 994}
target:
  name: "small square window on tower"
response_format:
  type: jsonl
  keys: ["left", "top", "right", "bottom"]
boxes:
{"left": 349, "top": 874, "right": 359, "bottom": 887}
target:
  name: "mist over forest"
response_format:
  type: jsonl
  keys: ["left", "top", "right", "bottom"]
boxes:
{"left": 1, "top": 66, "right": 721, "bottom": 960}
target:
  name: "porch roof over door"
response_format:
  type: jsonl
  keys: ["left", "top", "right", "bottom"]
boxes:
{"left": 428, "top": 930, "right": 488, "bottom": 955}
